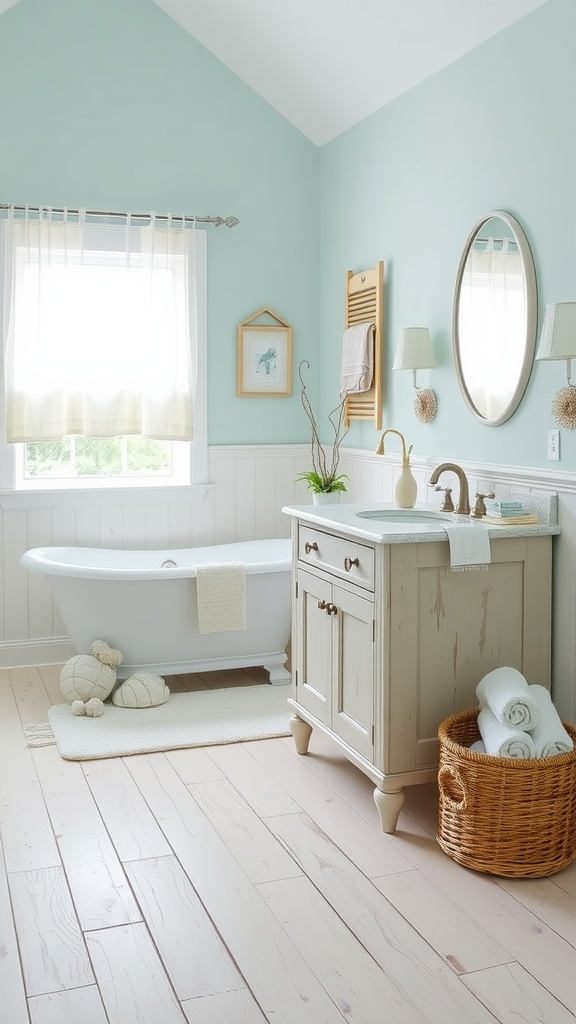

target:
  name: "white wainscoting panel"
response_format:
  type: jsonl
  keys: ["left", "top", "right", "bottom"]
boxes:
{"left": 1, "top": 443, "right": 575, "bottom": 722}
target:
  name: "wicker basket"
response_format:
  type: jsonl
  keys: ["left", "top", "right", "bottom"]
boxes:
{"left": 437, "top": 709, "right": 576, "bottom": 878}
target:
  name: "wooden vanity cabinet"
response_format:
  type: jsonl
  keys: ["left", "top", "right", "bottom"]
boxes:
{"left": 288, "top": 518, "right": 553, "bottom": 834}
{"left": 295, "top": 564, "right": 375, "bottom": 761}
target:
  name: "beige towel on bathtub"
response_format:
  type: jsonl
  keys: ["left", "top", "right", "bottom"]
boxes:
{"left": 196, "top": 562, "right": 246, "bottom": 634}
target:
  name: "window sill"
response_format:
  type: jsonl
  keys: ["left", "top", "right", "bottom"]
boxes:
{"left": 0, "top": 483, "right": 213, "bottom": 509}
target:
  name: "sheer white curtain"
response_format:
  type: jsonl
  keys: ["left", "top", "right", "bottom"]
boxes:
{"left": 2, "top": 206, "right": 196, "bottom": 442}
{"left": 458, "top": 238, "right": 526, "bottom": 420}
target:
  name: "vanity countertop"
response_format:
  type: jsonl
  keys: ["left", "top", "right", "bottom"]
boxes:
{"left": 282, "top": 502, "right": 560, "bottom": 544}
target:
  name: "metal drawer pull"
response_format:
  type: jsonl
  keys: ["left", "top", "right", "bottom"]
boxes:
{"left": 305, "top": 541, "right": 318, "bottom": 554}
{"left": 318, "top": 599, "right": 337, "bottom": 614}
{"left": 344, "top": 556, "right": 359, "bottom": 572}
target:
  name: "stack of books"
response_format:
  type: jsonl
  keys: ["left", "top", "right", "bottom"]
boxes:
{"left": 483, "top": 499, "right": 539, "bottom": 526}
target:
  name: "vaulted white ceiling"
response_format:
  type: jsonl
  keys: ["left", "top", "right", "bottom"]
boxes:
{"left": 1, "top": 0, "right": 551, "bottom": 145}
{"left": 152, "top": 0, "right": 550, "bottom": 143}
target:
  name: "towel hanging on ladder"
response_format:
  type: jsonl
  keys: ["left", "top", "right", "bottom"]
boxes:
{"left": 343, "top": 261, "right": 384, "bottom": 429}
{"left": 340, "top": 322, "right": 374, "bottom": 397}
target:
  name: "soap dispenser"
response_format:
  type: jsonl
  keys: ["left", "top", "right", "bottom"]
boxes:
{"left": 375, "top": 430, "right": 417, "bottom": 509}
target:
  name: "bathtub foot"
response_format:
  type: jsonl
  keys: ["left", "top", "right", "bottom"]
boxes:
{"left": 290, "top": 714, "right": 312, "bottom": 754}
{"left": 264, "top": 662, "right": 291, "bottom": 685}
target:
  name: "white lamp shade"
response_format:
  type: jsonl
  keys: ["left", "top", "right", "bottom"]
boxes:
{"left": 536, "top": 303, "right": 576, "bottom": 360}
{"left": 393, "top": 327, "right": 437, "bottom": 370}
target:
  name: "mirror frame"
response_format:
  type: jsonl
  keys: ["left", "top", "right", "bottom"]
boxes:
{"left": 452, "top": 210, "right": 538, "bottom": 426}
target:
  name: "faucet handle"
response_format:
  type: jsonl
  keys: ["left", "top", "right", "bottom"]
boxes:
{"left": 432, "top": 484, "right": 454, "bottom": 513}
{"left": 470, "top": 491, "right": 495, "bottom": 519}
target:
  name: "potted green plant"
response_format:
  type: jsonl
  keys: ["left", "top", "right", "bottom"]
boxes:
{"left": 295, "top": 360, "right": 349, "bottom": 504}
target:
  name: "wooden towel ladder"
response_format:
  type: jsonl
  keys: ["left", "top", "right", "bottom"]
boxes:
{"left": 343, "top": 260, "right": 384, "bottom": 429}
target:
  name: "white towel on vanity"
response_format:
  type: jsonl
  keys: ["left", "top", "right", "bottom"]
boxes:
{"left": 477, "top": 706, "right": 536, "bottom": 759}
{"left": 476, "top": 667, "right": 540, "bottom": 731}
{"left": 528, "top": 685, "right": 574, "bottom": 757}
{"left": 196, "top": 562, "right": 246, "bottom": 634}
{"left": 443, "top": 522, "right": 491, "bottom": 571}
{"left": 340, "top": 322, "right": 374, "bottom": 396}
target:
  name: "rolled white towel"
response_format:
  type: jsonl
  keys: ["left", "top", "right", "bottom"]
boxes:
{"left": 477, "top": 706, "right": 536, "bottom": 759}
{"left": 528, "top": 685, "right": 574, "bottom": 758}
{"left": 476, "top": 667, "right": 540, "bottom": 731}
{"left": 469, "top": 739, "right": 486, "bottom": 754}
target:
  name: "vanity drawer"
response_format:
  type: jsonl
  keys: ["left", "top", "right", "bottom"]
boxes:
{"left": 298, "top": 526, "right": 375, "bottom": 590}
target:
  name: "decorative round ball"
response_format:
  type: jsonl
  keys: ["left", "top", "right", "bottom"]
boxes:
{"left": 60, "top": 654, "right": 117, "bottom": 705}
{"left": 414, "top": 388, "right": 437, "bottom": 424}
{"left": 112, "top": 672, "right": 170, "bottom": 708}
{"left": 71, "top": 697, "right": 105, "bottom": 717}
{"left": 551, "top": 386, "right": 576, "bottom": 430}
{"left": 90, "top": 639, "right": 123, "bottom": 667}
{"left": 84, "top": 697, "right": 105, "bottom": 717}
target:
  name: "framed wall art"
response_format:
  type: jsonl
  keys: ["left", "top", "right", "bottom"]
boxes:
{"left": 237, "top": 307, "right": 292, "bottom": 397}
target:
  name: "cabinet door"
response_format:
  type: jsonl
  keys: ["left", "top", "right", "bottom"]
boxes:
{"left": 296, "top": 568, "right": 333, "bottom": 726}
{"left": 332, "top": 585, "right": 375, "bottom": 760}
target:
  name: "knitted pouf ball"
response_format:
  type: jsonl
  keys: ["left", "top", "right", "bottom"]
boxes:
{"left": 60, "top": 639, "right": 123, "bottom": 716}
{"left": 112, "top": 672, "right": 170, "bottom": 708}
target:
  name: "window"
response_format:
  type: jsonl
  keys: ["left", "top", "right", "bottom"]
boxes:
{"left": 14, "top": 435, "right": 191, "bottom": 490}
{"left": 0, "top": 207, "right": 207, "bottom": 493}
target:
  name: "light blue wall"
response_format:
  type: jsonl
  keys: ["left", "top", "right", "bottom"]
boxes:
{"left": 320, "top": 0, "right": 576, "bottom": 470}
{"left": 0, "top": 0, "right": 320, "bottom": 445}
{"left": 2, "top": 0, "right": 575, "bottom": 469}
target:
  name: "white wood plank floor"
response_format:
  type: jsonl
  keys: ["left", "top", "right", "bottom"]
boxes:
{"left": 1, "top": 663, "right": 576, "bottom": 1024}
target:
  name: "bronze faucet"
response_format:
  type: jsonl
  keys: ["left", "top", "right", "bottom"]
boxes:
{"left": 428, "top": 462, "right": 470, "bottom": 515}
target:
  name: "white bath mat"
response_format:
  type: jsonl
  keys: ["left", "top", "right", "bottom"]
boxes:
{"left": 28, "top": 685, "right": 292, "bottom": 760}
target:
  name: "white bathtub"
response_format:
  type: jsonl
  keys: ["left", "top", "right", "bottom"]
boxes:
{"left": 21, "top": 538, "right": 292, "bottom": 683}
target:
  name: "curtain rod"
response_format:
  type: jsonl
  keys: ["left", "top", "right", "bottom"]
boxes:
{"left": 475, "top": 236, "right": 518, "bottom": 245}
{"left": 0, "top": 204, "right": 239, "bottom": 228}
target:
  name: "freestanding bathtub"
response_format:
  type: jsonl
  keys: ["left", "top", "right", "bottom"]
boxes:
{"left": 21, "top": 538, "right": 292, "bottom": 683}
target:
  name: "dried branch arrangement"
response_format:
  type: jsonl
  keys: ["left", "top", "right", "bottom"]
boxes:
{"left": 295, "top": 360, "right": 350, "bottom": 493}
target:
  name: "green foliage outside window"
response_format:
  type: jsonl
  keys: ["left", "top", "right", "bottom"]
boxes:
{"left": 26, "top": 439, "right": 72, "bottom": 477}
{"left": 24, "top": 437, "right": 171, "bottom": 479}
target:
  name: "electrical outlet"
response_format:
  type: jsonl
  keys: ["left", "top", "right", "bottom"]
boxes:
{"left": 548, "top": 429, "right": 560, "bottom": 461}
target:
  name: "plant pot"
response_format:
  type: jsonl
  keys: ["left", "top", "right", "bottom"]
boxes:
{"left": 312, "top": 492, "right": 342, "bottom": 506}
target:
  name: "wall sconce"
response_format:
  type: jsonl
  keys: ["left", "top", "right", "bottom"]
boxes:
{"left": 393, "top": 327, "right": 437, "bottom": 423}
{"left": 536, "top": 302, "right": 576, "bottom": 430}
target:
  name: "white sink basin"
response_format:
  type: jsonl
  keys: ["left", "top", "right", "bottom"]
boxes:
{"left": 356, "top": 509, "right": 454, "bottom": 524}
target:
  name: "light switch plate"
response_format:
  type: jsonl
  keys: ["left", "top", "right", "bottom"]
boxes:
{"left": 548, "top": 429, "right": 560, "bottom": 461}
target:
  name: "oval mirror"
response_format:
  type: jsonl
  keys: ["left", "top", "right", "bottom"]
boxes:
{"left": 452, "top": 210, "right": 537, "bottom": 425}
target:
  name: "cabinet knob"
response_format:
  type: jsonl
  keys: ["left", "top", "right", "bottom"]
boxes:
{"left": 317, "top": 600, "right": 327, "bottom": 610}
{"left": 344, "top": 556, "right": 359, "bottom": 572}
{"left": 305, "top": 541, "right": 318, "bottom": 554}
{"left": 326, "top": 603, "right": 338, "bottom": 615}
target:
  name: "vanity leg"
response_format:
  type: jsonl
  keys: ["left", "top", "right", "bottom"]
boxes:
{"left": 290, "top": 714, "right": 313, "bottom": 754}
{"left": 373, "top": 786, "right": 405, "bottom": 834}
